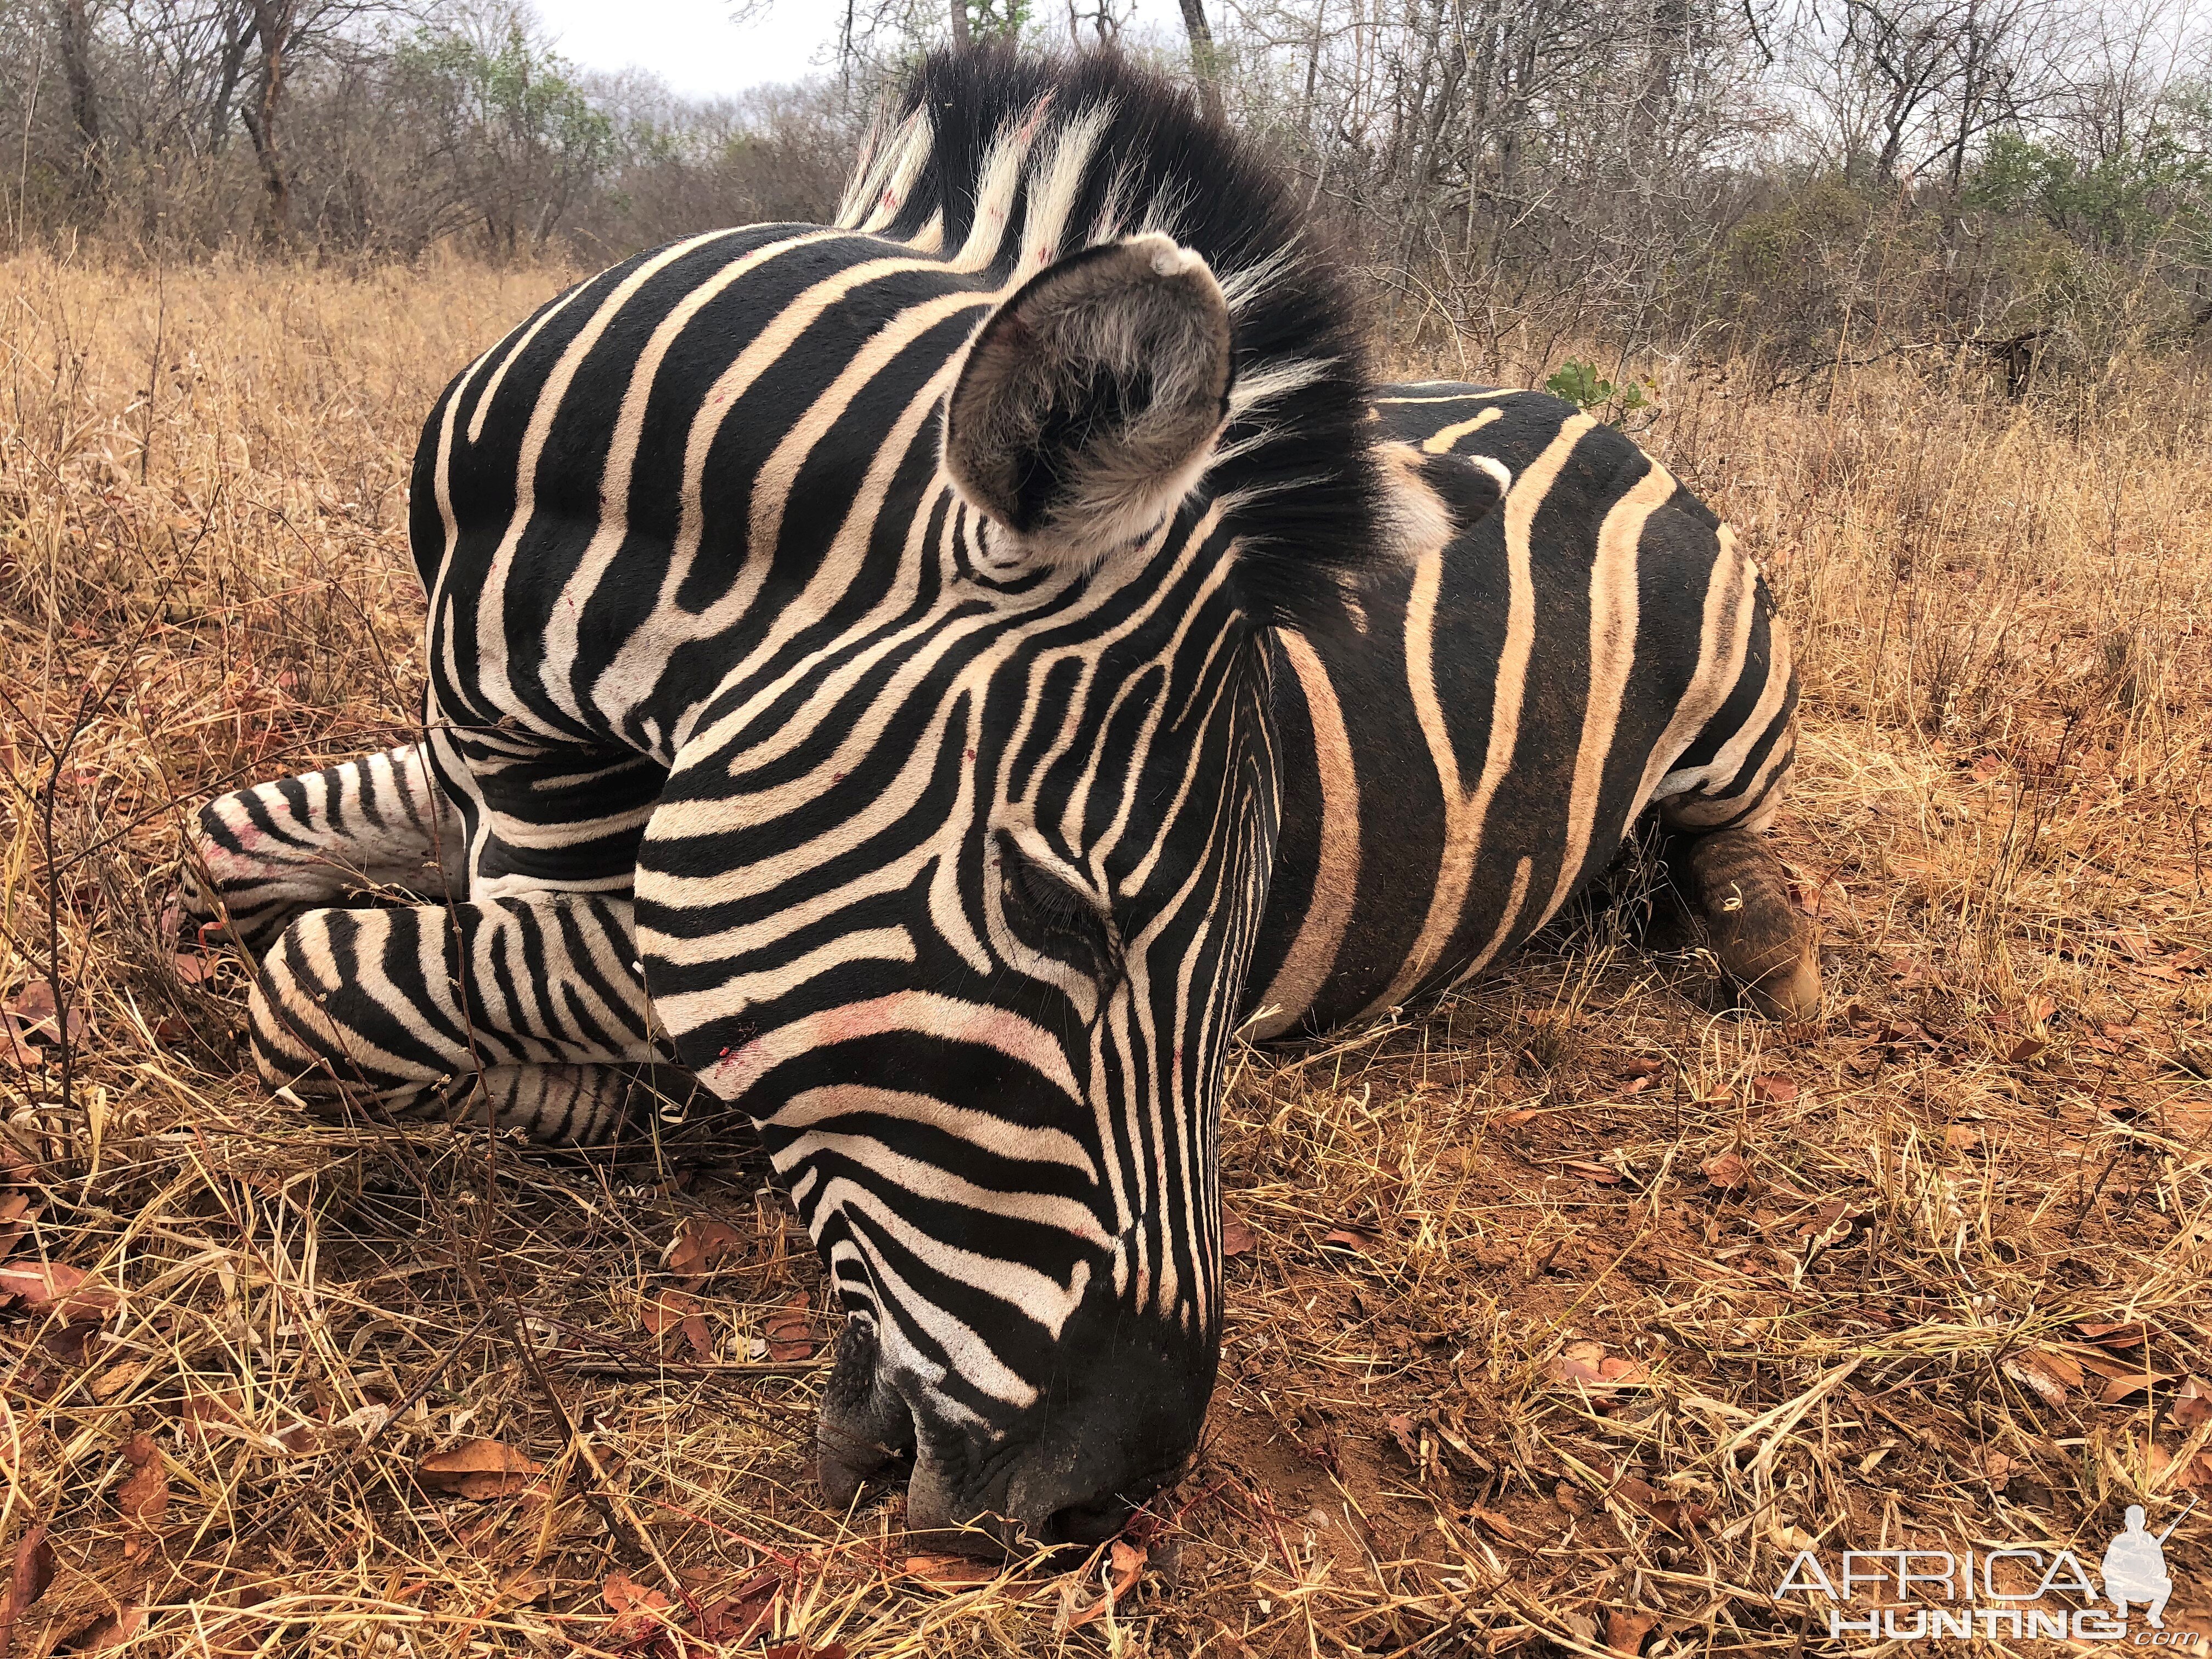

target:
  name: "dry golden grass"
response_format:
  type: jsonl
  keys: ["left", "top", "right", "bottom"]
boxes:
{"left": 1, "top": 250, "right": 2208, "bottom": 1657}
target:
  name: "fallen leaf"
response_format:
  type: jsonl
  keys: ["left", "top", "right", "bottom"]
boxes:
{"left": 695, "top": 1569, "right": 781, "bottom": 1643}
{"left": 2100, "top": 1372, "right": 2174, "bottom": 1406}
{"left": 1468, "top": 1506, "right": 1516, "bottom": 1538}
{"left": 2005, "top": 1037, "right": 2047, "bottom": 1065}
{"left": 1066, "top": 1539, "right": 1147, "bottom": 1630}
{"left": 80, "top": 1604, "right": 148, "bottom": 1650}
{"left": 172, "top": 950, "right": 218, "bottom": 985}
{"left": 1607, "top": 1608, "right": 1658, "bottom": 1655}
{"left": 763, "top": 1294, "right": 820, "bottom": 1363}
{"left": 642, "top": 1289, "right": 714, "bottom": 1357}
{"left": 0, "top": 1018, "right": 38, "bottom": 1072}
{"left": 5, "top": 983, "right": 85, "bottom": 1047}
{"left": 1701, "top": 1151, "right": 1748, "bottom": 1189}
{"left": 1945, "top": 1124, "right": 1982, "bottom": 1150}
{"left": 0, "top": 1195, "right": 31, "bottom": 1261}
{"left": 903, "top": 1554, "right": 999, "bottom": 1589}
{"left": 1983, "top": 1451, "right": 2017, "bottom": 1483}
{"left": 1559, "top": 1159, "right": 1622, "bottom": 1185}
{"left": 1221, "top": 1210, "right": 1256, "bottom": 1258}
{"left": 603, "top": 1570, "right": 674, "bottom": 1645}
{"left": 0, "top": 1261, "right": 120, "bottom": 1319}
{"left": 415, "top": 1438, "right": 544, "bottom": 1499}
{"left": 116, "top": 1432, "right": 168, "bottom": 1523}
{"left": 2002, "top": 1350, "right": 2074, "bottom": 1405}
{"left": 2074, "top": 1321, "right": 2149, "bottom": 1350}
{"left": 1551, "top": 1340, "right": 1649, "bottom": 1391}
{"left": 1319, "top": 1225, "right": 1382, "bottom": 1254}
{"left": 665, "top": 1216, "right": 744, "bottom": 1281}
{"left": 2174, "top": 1377, "right": 2210, "bottom": 1432}
{"left": 1385, "top": 1414, "right": 1420, "bottom": 1461}
{"left": 1498, "top": 1108, "right": 1541, "bottom": 1125}
{"left": 1621, "top": 1057, "right": 1664, "bottom": 1079}
{"left": 1797, "top": 1200, "right": 1866, "bottom": 1245}
{"left": 1, "top": 1524, "right": 53, "bottom": 1647}
{"left": 762, "top": 1645, "right": 850, "bottom": 1659}
{"left": 1750, "top": 1074, "right": 1798, "bottom": 1104}
{"left": 178, "top": 1390, "right": 244, "bottom": 1447}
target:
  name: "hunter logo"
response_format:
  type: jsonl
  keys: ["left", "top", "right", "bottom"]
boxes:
{"left": 1774, "top": 1497, "right": 2202, "bottom": 1644}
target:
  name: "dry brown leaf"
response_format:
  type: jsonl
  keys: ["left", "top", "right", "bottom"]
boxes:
{"left": 0, "top": 1523, "right": 53, "bottom": 1650}
{"left": 1560, "top": 1159, "right": 1623, "bottom": 1185}
{"left": 1221, "top": 1209, "right": 1256, "bottom": 1258}
{"left": 1551, "top": 1340, "right": 1649, "bottom": 1391}
{"left": 602, "top": 1570, "right": 675, "bottom": 1645}
{"left": 761, "top": 1293, "right": 820, "bottom": 1363}
{"left": 666, "top": 1217, "right": 744, "bottom": 1282}
{"left": 5, "top": 983, "right": 85, "bottom": 1047}
{"left": 0, "top": 1195, "right": 31, "bottom": 1262}
{"left": 0, "top": 1261, "right": 119, "bottom": 1320}
{"left": 116, "top": 1433, "right": 168, "bottom": 1524}
{"left": 1945, "top": 1123, "right": 1982, "bottom": 1150}
{"left": 415, "top": 1438, "right": 544, "bottom": 1499}
{"left": 2074, "top": 1320, "right": 2149, "bottom": 1350}
{"left": 1319, "top": 1224, "right": 1381, "bottom": 1253}
{"left": 2173, "top": 1376, "right": 2211, "bottom": 1432}
{"left": 2002, "top": 1350, "right": 2073, "bottom": 1404}
{"left": 178, "top": 1390, "right": 242, "bottom": 1447}
{"left": 1607, "top": 1609, "right": 1658, "bottom": 1655}
{"left": 761, "top": 1644, "right": 849, "bottom": 1659}
{"left": 1498, "top": 1108, "right": 1541, "bottom": 1125}
{"left": 693, "top": 1568, "right": 781, "bottom": 1643}
{"left": 1385, "top": 1414, "right": 1420, "bottom": 1461}
{"left": 80, "top": 1604, "right": 148, "bottom": 1650}
{"left": 2006, "top": 1036, "right": 2048, "bottom": 1064}
{"left": 1066, "top": 1540, "right": 1147, "bottom": 1630}
{"left": 87, "top": 1361, "right": 141, "bottom": 1403}
{"left": 903, "top": 1554, "right": 999, "bottom": 1589}
{"left": 1621, "top": 1057, "right": 1665, "bottom": 1079}
{"left": 2099, "top": 1372, "right": 2173, "bottom": 1405}
{"left": 1701, "top": 1150, "right": 1748, "bottom": 1189}
{"left": 172, "top": 950, "right": 218, "bottom": 985}
{"left": 1468, "top": 1506, "right": 1516, "bottom": 1538}
{"left": 641, "top": 1289, "right": 713, "bottom": 1357}
{"left": 1750, "top": 1074, "right": 1798, "bottom": 1103}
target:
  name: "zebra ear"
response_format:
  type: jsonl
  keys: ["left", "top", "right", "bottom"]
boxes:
{"left": 944, "top": 233, "right": 1234, "bottom": 567}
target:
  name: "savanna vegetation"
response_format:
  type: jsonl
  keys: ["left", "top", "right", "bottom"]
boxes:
{"left": 0, "top": 0, "right": 2207, "bottom": 1654}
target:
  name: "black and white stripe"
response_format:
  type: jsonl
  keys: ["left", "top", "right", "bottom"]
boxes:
{"left": 188, "top": 45, "right": 1814, "bottom": 1550}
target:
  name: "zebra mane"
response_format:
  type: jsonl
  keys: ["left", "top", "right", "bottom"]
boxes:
{"left": 836, "top": 45, "right": 1390, "bottom": 631}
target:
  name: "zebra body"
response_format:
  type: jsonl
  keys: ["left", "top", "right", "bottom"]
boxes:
{"left": 188, "top": 48, "right": 1814, "bottom": 1551}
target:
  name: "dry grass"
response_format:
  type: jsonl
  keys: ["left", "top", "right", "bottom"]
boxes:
{"left": 0, "top": 249, "right": 2208, "bottom": 1657}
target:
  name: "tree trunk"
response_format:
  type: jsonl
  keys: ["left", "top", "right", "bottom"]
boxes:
{"left": 53, "top": 0, "right": 104, "bottom": 200}
{"left": 1178, "top": 0, "right": 1225, "bottom": 125}
{"left": 242, "top": 0, "right": 296, "bottom": 241}
{"left": 950, "top": 0, "right": 970, "bottom": 48}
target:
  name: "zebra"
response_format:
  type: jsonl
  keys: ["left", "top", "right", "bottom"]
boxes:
{"left": 183, "top": 47, "right": 1817, "bottom": 1551}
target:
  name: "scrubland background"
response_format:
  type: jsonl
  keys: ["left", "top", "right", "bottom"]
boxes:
{"left": 0, "top": 1, "right": 2209, "bottom": 1655}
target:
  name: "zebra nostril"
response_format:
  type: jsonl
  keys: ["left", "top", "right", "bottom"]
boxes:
{"left": 1045, "top": 1492, "right": 1137, "bottom": 1547}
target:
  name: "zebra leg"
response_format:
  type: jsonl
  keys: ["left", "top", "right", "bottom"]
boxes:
{"left": 185, "top": 743, "right": 467, "bottom": 950}
{"left": 246, "top": 893, "right": 668, "bottom": 1145}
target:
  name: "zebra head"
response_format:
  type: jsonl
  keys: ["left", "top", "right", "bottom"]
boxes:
{"left": 631, "top": 50, "right": 1389, "bottom": 1551}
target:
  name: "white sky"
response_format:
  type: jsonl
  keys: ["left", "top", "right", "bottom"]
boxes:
{"left": 529, "top": 0, "right": 842, "bottom": 97}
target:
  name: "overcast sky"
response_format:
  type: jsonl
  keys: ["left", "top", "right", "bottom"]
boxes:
{"left": 529, "top": 0, "right": 842, "bottom": 97}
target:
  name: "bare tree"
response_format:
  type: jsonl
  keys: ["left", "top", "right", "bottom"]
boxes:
{"left": 1179, "top": 0, "right": 1224, "bottom": 122}
{"left": 54, "top": 0, "right": 105, "bottom": 199}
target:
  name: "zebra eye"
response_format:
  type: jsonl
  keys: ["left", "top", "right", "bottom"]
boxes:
{"left": 994, "top": 836, "right": 1116, "bottom": 970}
